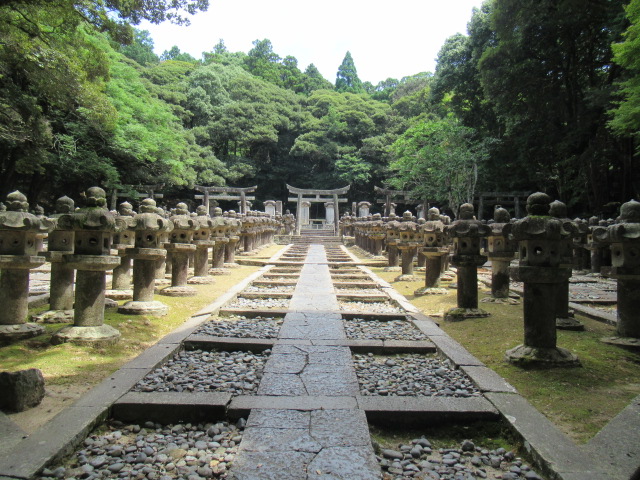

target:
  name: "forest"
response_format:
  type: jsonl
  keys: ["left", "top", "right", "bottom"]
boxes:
{"left": 1, "top": 0, "right": 639, "bottom": 217}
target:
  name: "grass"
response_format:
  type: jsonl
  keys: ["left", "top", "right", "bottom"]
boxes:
{"left": 0, "top": 244, "right": 284, "bottom": 426}
{"left": 365, "top": 258, "right": 640, "bottom": 444}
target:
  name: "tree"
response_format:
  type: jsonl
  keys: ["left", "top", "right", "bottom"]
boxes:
{"left": 301, "top": 64, "right": 333, "bottom": 94}
{"left": 120, "top": 29, "right": 159, "bottom": 66}
{"left": 609, "top": 0, "right": 640, "bottom": 146}
{"left": 244, "top": 39, "right": 281, "bottom": 85}
{"left": 389, "top": 116, "right": 490, "bottom": 217}
{"left": 161, "top": 46, "right": 197, "bottom": 63}
{"left": 335, "top": 51, "right": 364, "bottom": 94}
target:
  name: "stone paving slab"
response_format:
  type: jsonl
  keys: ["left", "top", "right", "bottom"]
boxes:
{"left": 0, "top": 411, "right": 27, "bottom": 456}
{"left": 460, "top": 365, "right": 518, "bottom": 393}
{"left": 429, "top": 333, "right": 486, "bottom": 366}
{"left": 229, "top": 451, "right": 316, "bottom": 479}
{"left": 228, "top": 395, "right": 358, "bottom": 416}
{"left": 582, "top": 393, "right": 640, "bottom": 480}
{"left": 569, "top": 302, "right": 617, "bottom": 325}
{"left": 112, "top": 391, "right": 231, "bottom": 423}
{"left": 357, "top": 395, "right": 499, "bottom": 425}
{"left": 184, "top": 335, "right": 275, "bottom": 351}
{"left": 484, "top": 392, "right": 610, "bottom": 480}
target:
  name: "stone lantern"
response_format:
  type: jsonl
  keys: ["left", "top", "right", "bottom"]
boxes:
{"left": 35, "top": 196, "right": 76, "bottom": 323}
{"left": 110, "top": 202, "right": 136, "bottom": 294}
{"left": 224, "top": 210, "right": 241, "bottom": 267}
{"left": 444, "top": 203, "right": 491, "bottom": 321}
{"left": 210, "top": 207, "right": 230, "bottom": 274}
{"left": 550, "top": 201, "right": 583, "bottom": 330}
{"left": 484, "top": 206, "right": 517, "bottom": 301}
{"left": 384, "top": 214, "right": 401, "bottom": 271}
{"left": 0, "top": 191, "right": 53, "bottom": 342}
{"left": 504, "top": 192, "right": 580, "bottom": 367}
{"left": 415, "top": 207, "right": 449, "bottom": 296}
{"left": 160, "top": 203, "right": 197, "bottom": 297}
{"left": 415, "top": 218, "right": 427, "bottom": 270}
{"left": 283, "top": 211, "right": 295, "bottom": 235}
{"left": 395, "top": 211, "right": 422, "bottom": 281}
{"left": 118, "top": 198, "right": 173, "bottom": 316}
{"left": 572, "top": 218, "right": 590, "bottom": 271}
{"left": 586, "top": 216, "right": 611, "bottom": 274}
{"left": 189, "top": 205, "right": 215, "bottom": 284}
{"left": 369, "top": 213, "right": 386, "bottom": 257}
{"left": 593, "top": 200, "right": 640, "bottom": 349}
{"left": 50, "top": 187, "right": 123, "bottom": 345}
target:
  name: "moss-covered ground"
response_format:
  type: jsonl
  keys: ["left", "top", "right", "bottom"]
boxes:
{"left": 365, "top": 256, "right": 640, "bottom": 444}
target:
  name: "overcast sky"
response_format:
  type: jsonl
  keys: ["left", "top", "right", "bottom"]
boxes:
{"left": 139, "top": 0, "right": 485, "bottom": 85}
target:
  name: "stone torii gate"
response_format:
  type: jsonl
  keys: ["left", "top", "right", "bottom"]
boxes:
{"left": 475, "top": 191, "right": 531, "bottom": 220}
{"left": 110, "top": 184, "right": 164, "bottom": 211}
{"left": 287, "top": 184, "right": 350, "bottom": 235}
{"left": 374, "top": 186, "right": 424, "bottom": 217}
{"left": 194, "top": 185, "right": 257, "bottom": 216}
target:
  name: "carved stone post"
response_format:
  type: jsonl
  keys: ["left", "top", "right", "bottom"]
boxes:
{"left": 395, "top": 212, "right": 421, "bottom": 281}
{"left": 550, "top": 201, "right": 584, "bottom": 330}
{"left": 189, "top": 205, "right": 215, "bottom": 284}
{"left": 51, "top": 187, "right": 122, "bottom": 345}
{"left": 594, "top": 200, "right": 640, "bottom": 350}
{"left": 444, "top": 203, "right": 491, "bottom": 321}
{"left": 35, "top": 196, "right": 76, "bottom": 323}
{"left": 224, "top": 211, "right": 241, "bottom": 267}
{"left": 210, "top": 207, "right": 230, "bottom": 274}
{"left": 484, "top": 206, "right": 517, "bottom": 301}
{"left": 505, "top": 193, "right": 580, "bottom": 367}
{"left": 118, "top": 199, "right": 173, "bottom": 316}
{"left": 383, "top": 215, "right": 401, "bottom": 272}
{"left": 0, "top": 191, "right": 52, "bottom": 343}
{"left": 415, "top": 208, "right": 449, "bottom": 296}
{"left": 111, "top": 202, "right": 135, "bottom": 294}
{"left": 160, "top": 203, "right": 197, "bottom": 297}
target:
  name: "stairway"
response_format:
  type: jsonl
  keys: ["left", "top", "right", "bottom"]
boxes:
{"left": 292, "top": 228, "right": 341, "bottom": 245}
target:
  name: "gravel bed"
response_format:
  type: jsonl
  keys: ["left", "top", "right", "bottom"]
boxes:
{"left": 354, "top": 353, "right": 480, "bottom": 397}
{"left": 244, "top": 285, "right": 295, "bottom": 294}
{"left": 38, "top": 419, "right": 245, "bottom": 480}
{"left": 258, "top": 276, "right": 299, "bottom": 282}
{"left": 335, "top": 287, "right": 381, "bottom": 294}
{"left": 339, "top": 301, "right": 405, "bottom": 314}
{"left": 226, "top": 297, "right": 291, "bottom": 310}
{"left": 132, "top": 350, "right": 269, "bottom": 394}
{"left": 344, "top": 319, "right": 428, "bottom": 341}
{"left": 193, "top": 316, "right": 282, "bottom": 339}
{"left": 378, "top": 438, "right": 543, "bottom": 480}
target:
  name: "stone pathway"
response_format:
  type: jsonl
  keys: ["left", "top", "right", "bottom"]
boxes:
{"left": 230, "top": 245, "right": 381, "bottom": 479}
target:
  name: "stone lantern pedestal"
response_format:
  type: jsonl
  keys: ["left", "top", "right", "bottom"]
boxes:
{"left": 189, "top": 206, "right": 215, "bottom": 284}
{"left": 160, "top": 203, "right": 197, "bottom": 297}
{"left": 109, "top": 202, "right": 135, "bottom": 298}
{"left": 51, "top": 255, "right": 121, "bottom": 345}
{"left": 383, "top": 215, "right": 401, "bottom": 272}
{"left": 210, "top": 208, "right": 230, "bottom": 275}
{"left": 444, "top": 204, "right": 490, "bottom": 321}
{"left": 0, "top": 191, "right": 52, "bottom": 343}
{"left": 118, "top": 199, "right": 172, "bottom": 316}
{"left": 594, "top": 200, "right": 640, "bottom": 350}
{"left": 395, "top": 212, "right": 421, "bottom": 282}
{"left": 224, "top": 211, "right": 241, "bottom": 268}
{"left": 550, "top": 201, "right": 583, "bottom": 331}
{"left": 415, "top": 208, "right": 449, "bottom": 296}
{"left": 483, "top": 207, "right": 517, "bottom": 304}
{"left": 50, "top": 187, "right": 123, "bottom": 345}
{"left": 504, "top": 192, "right": 580, "bottom": 367}
{"left": 33, "top": 196, "right": 76, "bottom": 323}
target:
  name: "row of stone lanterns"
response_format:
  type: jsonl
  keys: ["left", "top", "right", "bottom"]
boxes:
{"left": 0, "top": 189, "right": 281, "bottom": 346}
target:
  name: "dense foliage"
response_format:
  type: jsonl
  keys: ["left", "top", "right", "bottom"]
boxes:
{"left": 0, "top": 0, "right": 638, "bottom": 215}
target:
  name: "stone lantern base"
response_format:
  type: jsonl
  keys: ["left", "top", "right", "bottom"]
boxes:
{"left": 50, "top": 324, "right": 121, "bottom": 346}
{"left": 224, "top": 262, "right": 241, "bottom": 269}
{"left": 414, "top": 286, "right": 448, "bottom": 296}
{"left": 394, "top": 273, "right": 420, "bottom": 282}
{"left": 160, "top": 285, "right": 197, "bottom": 297}
{"left": 31, "top": 310, "right": 75, "bottom": 324}
{"left": 444, "top": 307, "right": 490, "bottom": 322}
{"left": 118, "top": 300, "right": 168, "bottom": 316}
{"left": 556, "top": 316, "right": 585, "bottom": 331}
{"left": 505, "top": 345, "right": 581, "bottom": 367}
{"left": 0, "top": 323, "right": 45, "bottom": 343}
{"left": 188, "top": 275, "right": 216, "bottom": 284}
{"left": 600, "top": 336, "right": 640, "bottom": 351}
{"left": 383, "top": 266, "right": 401, "bottom": 272}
